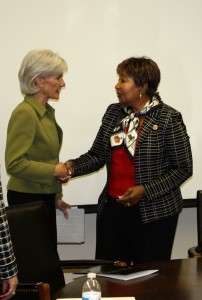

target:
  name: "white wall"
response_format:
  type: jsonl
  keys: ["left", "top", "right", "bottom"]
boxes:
{"left": 0, "top": 0, "right": 202, "bottom": 206}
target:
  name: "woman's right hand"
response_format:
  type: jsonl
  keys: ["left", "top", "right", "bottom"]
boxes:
{"left": 55, "top": 162, "right": 73, "bottom": 183}
{"left": 54, "top": 162, "right": 67, "bottom": 178}
{"left": 0, "top": 275, "right": 18, "bottom": 300}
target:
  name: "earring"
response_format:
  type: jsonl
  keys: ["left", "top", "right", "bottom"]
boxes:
{"left": 139, "top": 93, "right": 142, "bottom": 99}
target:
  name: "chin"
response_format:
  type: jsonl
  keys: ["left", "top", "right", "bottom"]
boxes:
{"left": 53, "top": 95, "right": 60, "bottom": 99}
{"left": 119, "top": 100, "right": 126, "bottom": 106}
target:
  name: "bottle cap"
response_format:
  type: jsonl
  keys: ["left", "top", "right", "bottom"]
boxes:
{"left": 87, "top": 272, "right": 96, "bottom": 279}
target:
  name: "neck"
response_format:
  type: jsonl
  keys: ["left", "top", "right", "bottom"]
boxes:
{"left": 34, "top": 92, "right": 48, "bottom": 106}
{"left": 132, "top": 97, "right": 150, "bottom": 113}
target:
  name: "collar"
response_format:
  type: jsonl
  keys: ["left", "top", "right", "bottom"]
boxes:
{"left": 121, "top": 92, "right": 162, "bottom": 116}
{"left": 24, "top": 95, "right": 55, "bottom": 118}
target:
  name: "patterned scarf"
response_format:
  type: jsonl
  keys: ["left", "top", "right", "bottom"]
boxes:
{"left": 110, "top": 94, "right": 160, "bottom": 158}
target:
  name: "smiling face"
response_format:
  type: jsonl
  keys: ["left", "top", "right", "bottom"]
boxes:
{"left": 35, "top": 73, "right": 65, "bottom": 104}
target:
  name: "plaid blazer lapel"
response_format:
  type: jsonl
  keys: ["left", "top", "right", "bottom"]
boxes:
{"left": 135, "top": 106, "right": 161, "bottom": 151}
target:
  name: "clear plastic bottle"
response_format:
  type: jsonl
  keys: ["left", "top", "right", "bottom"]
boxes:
{"left": 82, "top": 272, "right": 101, "bottom": 300}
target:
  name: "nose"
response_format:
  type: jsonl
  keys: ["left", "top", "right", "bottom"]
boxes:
{"left": 115, "top": 81, "right": 119, "bottom": 90}
{"left": 60, "top": 78, "right": 65, "bottom": 87}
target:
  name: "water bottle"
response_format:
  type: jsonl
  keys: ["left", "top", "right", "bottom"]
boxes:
{"left": 82, "top": 272, "right": 101, "bottom": 300}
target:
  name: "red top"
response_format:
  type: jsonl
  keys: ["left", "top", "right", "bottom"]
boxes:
{"left": 108, "top": 124, "right": 142, "bottom": 198}
{"left": 108, "top": 147, "right": 136, "bottom": 198}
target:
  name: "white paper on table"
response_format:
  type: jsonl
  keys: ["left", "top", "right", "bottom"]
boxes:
{"left": 96, "top": 269, "right": 158, "bottom": 281}
{"left": 56, "top": 297, "right": 135, "bottom": 300}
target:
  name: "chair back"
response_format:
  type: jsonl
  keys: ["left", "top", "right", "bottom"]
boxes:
{"left": 13, "top": 282, "right": 51, "bottom": 300}
{"left": 6, "top": 201, "right": 65, "bottom": 295}
{"left": 188, "top": 190, "right": 202, "bottom": 257}
{"left": 196, "top": 190, "right": 202, "bottom": 251}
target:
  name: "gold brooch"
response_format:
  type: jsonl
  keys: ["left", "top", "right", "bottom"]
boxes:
{"left": 152, "top": 124, "right": 158, "bottom": 130}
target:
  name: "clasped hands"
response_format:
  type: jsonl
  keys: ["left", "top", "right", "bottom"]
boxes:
{"left": 54, "top": 161, "right": 73, "bottom": 184}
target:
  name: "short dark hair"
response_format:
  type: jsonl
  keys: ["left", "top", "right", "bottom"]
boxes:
{"left": 117, "top": 56, "right": 161, "bottom": 97}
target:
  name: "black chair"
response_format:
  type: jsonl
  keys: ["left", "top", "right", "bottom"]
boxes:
{"left": 188, "top": 190, "right": 202, "bottom": 258}
{"left": 59, "top": 259, "right": 126, "bottom": 271}
{"left": 5, "top": 201, "right": 65, "bottom": 296}
{"left": 5, "top": 201, "right": 117, "bottom": 297}
{"left": 14, "top": 282, "right": 51, "bottom": 300}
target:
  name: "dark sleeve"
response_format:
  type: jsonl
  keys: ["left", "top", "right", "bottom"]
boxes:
{"left": 71, "top": 104, "right": 121, "bottom": 176}
{"left": 0, "top": 181, "right": 18, "bottom": 279}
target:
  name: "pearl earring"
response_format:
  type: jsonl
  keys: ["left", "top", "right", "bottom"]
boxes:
{"left": 139, "top": 93, "right": 142, "bottom": 99}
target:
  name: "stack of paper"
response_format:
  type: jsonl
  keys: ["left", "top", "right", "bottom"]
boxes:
{"left": 56, "top": 297, "right": 135, "bottom": 300}
{"left": 75, "top": 264, "right": 158, "bottom": 281}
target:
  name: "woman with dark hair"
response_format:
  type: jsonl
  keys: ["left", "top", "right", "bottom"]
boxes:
{"left": 63, "top": 56, "right": 192, "bottom": 264}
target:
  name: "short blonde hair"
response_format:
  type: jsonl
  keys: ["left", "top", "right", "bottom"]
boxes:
{"left": 18, "top": 48, "right": 68, "bottom": 95}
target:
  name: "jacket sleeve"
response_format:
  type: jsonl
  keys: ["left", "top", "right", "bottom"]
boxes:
{"left": 0, "top": 182, "right": 18, "bottom": 279}
{"left": 71, "top": 104, "right": 119, "bottom": 176}
{"left": 144, "top": 110, "right": 193, "bottom": 200}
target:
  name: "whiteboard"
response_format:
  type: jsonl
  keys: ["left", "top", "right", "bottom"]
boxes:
{"left": 56, "top": 208, "right": 84, "bottom": 244}
{"left": 0, "top": 0, "right": 201, "bottom": 206}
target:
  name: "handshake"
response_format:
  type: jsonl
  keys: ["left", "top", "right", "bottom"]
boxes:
{"left": 54, "top": 161, "right": 74, "bottom": 184}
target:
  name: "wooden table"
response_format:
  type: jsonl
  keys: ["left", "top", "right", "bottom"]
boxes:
{"left": 53, "top": 258, "right": 202, "bottom": 300}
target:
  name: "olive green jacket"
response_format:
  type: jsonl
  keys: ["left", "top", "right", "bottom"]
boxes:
{"left": 5, "top": 95, "right": 63, "bottom": 198}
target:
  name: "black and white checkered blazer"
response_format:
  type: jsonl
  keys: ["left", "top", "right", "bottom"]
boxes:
{"left": 0, "top": 180, "right": 18, "bottom": 278}
{"left": 72, "top": 100, "right": 193, "bottom": 223}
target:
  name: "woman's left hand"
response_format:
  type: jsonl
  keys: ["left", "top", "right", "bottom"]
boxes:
{"left": 55, "top": 198, "right": 71, "bottom": 218}
{"left": 116, "top": 185, "right": 145, "bottom": 207}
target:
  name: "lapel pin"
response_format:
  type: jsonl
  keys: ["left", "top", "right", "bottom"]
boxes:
{"left": 152, "top": 124, "right": 158, "bottom": 130}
